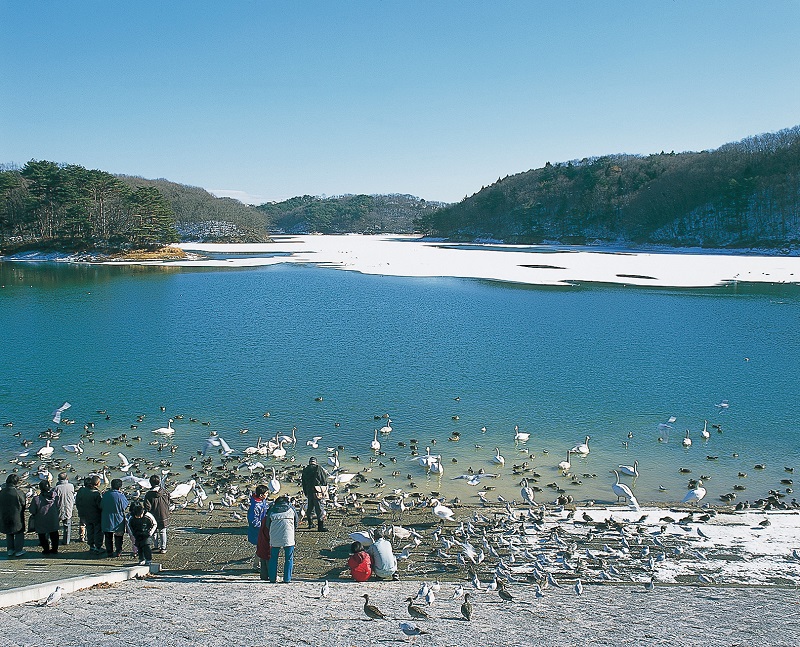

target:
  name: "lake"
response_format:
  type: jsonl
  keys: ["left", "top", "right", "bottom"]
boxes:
{"left": 1, "top": 244, "right": 799, "bottom": 507}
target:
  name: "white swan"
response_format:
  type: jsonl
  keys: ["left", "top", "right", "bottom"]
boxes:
{"left": 271, "top": 438, "right": 287, "bottom": 459}
{"left": 558, "top": 451, "right": 571, "bottom": 472}
{"left": 682, "top": 480, "right": 707, "bottom": 505}
{"left": 62, "top": 441, "right": 83, "bottom": 454}
{"left": 152, "top": 419, "right": 175, "bottom": 436}
{"left": 36, "top": 439, "right": 54, "bottom": 458}
{"left": 513, "top": 425, "right": 530, "bottom": 442}
{"left": 611, "top": 470, "right": 640, "bottom": 509}
{"left": 682, "top": 430, "right": 692, "bottom": 447}
{"left": 430, "top": 498, "right": 455, "bottom": 522}
{"left": 379, "top": 419, "right": 393, "bottom": 434}
{"left": 571, "top": 436, "right": 590, "bottom": 455}
{"left": 371, "top": 429, "right": 381, "bottom": 452}
{"left": 267, "top": 467, "right": 281, "bottom": 494}
{"left": 328, "top": 450, "right": 339, "bottom": 469}
{"left": 278, "top": 427, "right": 297, "bottom": 448}
{"left": 332, "top": 471, "right": 356, "bottom": 484}
{"left": 429, "top": 457, "right": 444, "bottom": 476}
{"left": 417, "top": 447, "right": 438, "bottom": 468}
{"left": 492, "top": 447, "right": 505, "bottom": 466}
{"left": 618, "top": 460, "right": 639, "bottom": 477}
{"left": 170, "top": 479, "right": 197, "bottom": 500}
{"left": 520, "top": 478, "right": 535, "bottom": 505}
{"left": 700, "top": 420, "right": 710, "bottom": 440}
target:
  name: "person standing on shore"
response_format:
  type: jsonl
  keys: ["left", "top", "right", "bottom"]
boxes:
{"left": 75, "top": 475, "right": 103, "bottom": 554}
{"left": 100, "top": 479, "right": 129, "bottom": 557}
{"left": 127, "top": 502, "right": 157, "bottom": 566}
{"left": 265, "top": 494, "right": 299, "bottom": 583}
{"left": 53, "top": 472, "right": 75, "bottom": 546}
{"left": 301, "top": 457, "right": 329, "bottom": 532}
{"left": 247, "top": 484, "right": 270, "bottom": 569}
{"left": 367, "top": 528, "right": 399, "bottom": 580}
{"left": 143, "top": 475, "right": 170, "bottom": 554}
{"left": 0, "top": 474, "right": 27, "bottom": 557}
{"left": 29, "top": 480, "right": 61, "bottom": 555}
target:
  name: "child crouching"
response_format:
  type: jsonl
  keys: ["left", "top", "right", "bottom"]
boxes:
{"left": 128, "top": 502, "right": 157, "bottom": 565}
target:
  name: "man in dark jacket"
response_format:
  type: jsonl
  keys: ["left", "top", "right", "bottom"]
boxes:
{"left": 0, "top": 474, "right": 27, "bottom": 557}
{"left": 300, "top": 457, "right": 329, "bottom": 532}
{"left": 75, "top": 475, "right": 103, "bottom": 554}
{"left": 143, "top": 474, "right": 170, "bottom": 553}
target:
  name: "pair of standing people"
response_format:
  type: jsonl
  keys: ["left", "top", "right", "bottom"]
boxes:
{"left": 249, "top": 486, "right": 299, "bottom": 583}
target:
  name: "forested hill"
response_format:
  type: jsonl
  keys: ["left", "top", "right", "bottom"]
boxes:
{"left": 416, "top": 126, "right": 800, "bottom": 249}
{"left": 256, "top": 193, "right": 446, "bottom": 234}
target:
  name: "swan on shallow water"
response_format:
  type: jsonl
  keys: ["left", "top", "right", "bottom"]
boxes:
{"left": 618, "top": 460, "right": 639, "bottom": 477}
{"left": 152, "top": 419, "right": 175, "bottom": 436}
{"left": 513, "top": 425, "right": 530, "bottom": 442}
{"left": 683, "top": 430, "right": 692, "bottom": 447}
{"left": 371, "top": 429, "right": 381, "bottom": 452}
{"left": 701, "top": 420, "right": 710, "bottom": 440}
{"left": 571, "top": 436, "right": 590, "bottom": 455}
{"left": 492, "top": 447, "right": 505, "bottom": 466}
{"left": 558, "top": 451, "right": 571, "bottom": 472}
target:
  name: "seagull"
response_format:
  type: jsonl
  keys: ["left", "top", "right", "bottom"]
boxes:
{"left": 306, "top": 436, "right": 323, "bottom": 449}
{"left": 39, "top": 586, "right": 63, "bottom": 606}
{"left": 715, "top": 400, "right": 730, "bottom": 409}
{"left": 117, "top": 452, "right": 133, "bottom": 472}
{"left": 574, "top": 579, "right": 583, "bottom": 596}
{"left": 398, "top": 622, "right": 427, "bottom": 639}
{"left": 363, "top": 594, "right": 388, "bottom": 620}
{"left": 461, "top": 592, "right": 473, "bottom": 621}
{"left": 51, "top": 402, "right": 71, "bottom": 424}
{"left": 452, "top": 584, "right": 465, "bottom": 600}
{"left": 321, "top": 580, "right": 330, "bottom": 598}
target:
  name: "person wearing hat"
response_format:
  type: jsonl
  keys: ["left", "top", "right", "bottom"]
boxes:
{"left": 301, "top": 457, "right": 329, "bottom": 532}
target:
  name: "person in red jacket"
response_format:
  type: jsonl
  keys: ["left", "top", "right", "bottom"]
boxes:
{"left": 347, "top": 541, "right": 372, "bottom": 582}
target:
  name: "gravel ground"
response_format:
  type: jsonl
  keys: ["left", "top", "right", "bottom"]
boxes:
{"left": 1, "top": 575, "right": 798, "bottom": 647}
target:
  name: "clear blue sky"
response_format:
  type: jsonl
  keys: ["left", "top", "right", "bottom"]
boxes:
{"left": 2, "top": 1, "right": 799, "bottom": 204}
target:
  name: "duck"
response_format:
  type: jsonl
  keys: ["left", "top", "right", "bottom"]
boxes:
{"left": 362, "top": 594, "right": 388, "bottom": 620}
{"left": 461, "top": 592, "right": 473, "bottom": 621}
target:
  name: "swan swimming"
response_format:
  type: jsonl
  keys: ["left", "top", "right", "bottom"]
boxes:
{"left": 558, "top": 451, "right": 571, "bottom": 472}
{"left": 683, "top": 430, "right": 692, "bottom": 447}
{"left": 492, "top": 447, "right": 505, "bottom": 466}
{"left": 571, "top": 436, "right": 590, "bottom": 455}
{"left": 618, "top": 460, "right": 639, "bottom": 478}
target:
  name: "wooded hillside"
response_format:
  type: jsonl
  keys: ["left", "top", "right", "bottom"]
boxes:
{"left": 416, "top": 126, "right": 800, "bottom": 249}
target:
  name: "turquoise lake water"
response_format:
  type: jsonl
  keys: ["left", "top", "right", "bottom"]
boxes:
{"left": 1, "top": 258, "right": 799, "bottom": 506}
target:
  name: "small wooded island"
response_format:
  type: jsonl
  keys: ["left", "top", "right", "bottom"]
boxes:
{"left": 2, "top": 125, "right": 799, "bottom": 255}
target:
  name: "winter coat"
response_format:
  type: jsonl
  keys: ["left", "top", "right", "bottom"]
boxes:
{"left": 265, "top": 499, "right": 298, "bottom": 548}
{"left": 100, "top": 489, "right": 129, "bottom": 533}
{"left": 301, "top": 464, "right": 329, "bottom": 498}
{"left": 367, "top": 537, "right": 398, "bottom": 578}
{"left": 53, "top": 478, "right": 75, "bottom": 522}
{"left": 0, "top": 484, "right": 26, "bottom": 535}
{"left": 29, "top": 491, "right": 60, "bottom": 534}
{"left": 128, "top": 512, "right": 157, "bottom": 546}
{"left": 247, "top": 495, "right": 270, "bottom": 545}
{"left": 255, "top": 518, "right": 271, "bottom": 560}
{"left": 348, "top": 550, "right": 373, "bottom": 582}
{"left": 75, "top": 486, "right": 102, "bottom": 524}
{"left": 143, "top": 487, "right": 170, "bottom": 529}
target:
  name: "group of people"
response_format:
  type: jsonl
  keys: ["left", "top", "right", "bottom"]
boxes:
{"left": 246, "top": 457, "right": 399, "bottom": 584}
{"left": 0, "top": 472, "right": 170, "bottom": 566}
